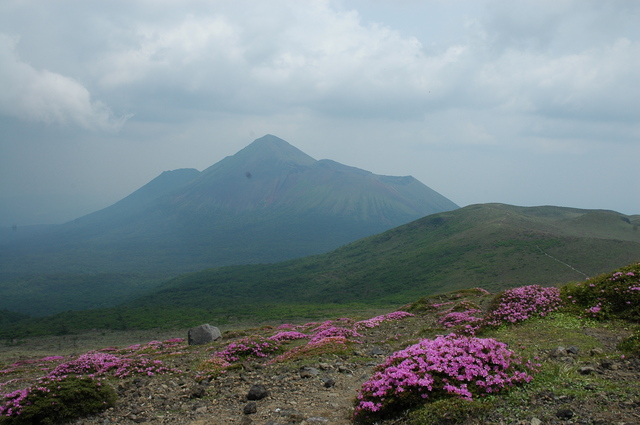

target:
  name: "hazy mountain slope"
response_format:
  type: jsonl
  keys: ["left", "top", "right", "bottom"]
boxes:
{"left": 1, "top": 203, "right": 639, "bottom": 332}
{"left": 57, "top": 203, "right": 640, "bottom": 329}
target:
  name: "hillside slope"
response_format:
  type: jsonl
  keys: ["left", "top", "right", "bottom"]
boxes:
{"left": 10, "top": 203, "right": 638, "bottom": 332}
{"left": 134, "top": 203, "right": 640, "bottom": 307}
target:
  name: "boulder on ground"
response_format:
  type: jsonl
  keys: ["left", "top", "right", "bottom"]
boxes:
{"left": 188, "top": 324, "right": 221, "bottom": 345}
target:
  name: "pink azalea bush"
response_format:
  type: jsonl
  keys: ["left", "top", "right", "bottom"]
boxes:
{"left": 561, "top": 262, "right": 640, "bottom": 322}
{"left": 0, "top": 339, "right": 183, "bottom": 423}
{"left": 269, "top": 336, "right": 352, "bottom": 364}
{"left": 48, "top": 352, "right": 172, "bottom": 379}
{"left": 485, "top": 285, "right": 562, "bottom": 327}
{"left": 267, "top": 331, "right": 310, "bottom": 342}
{"left": 438, "top": 309, "right": 485, "bottom": 335}
{"left": 353, "top": 334, "right": 537, "bottom": 423}
{"left": 0, "top": 376, "right": 116, "bottom": 424}
{"left": 214, "top": 336, "right": 281, "bottom": 362}
{"left": 354, "top": 311, "right": 415, "bottom": 330}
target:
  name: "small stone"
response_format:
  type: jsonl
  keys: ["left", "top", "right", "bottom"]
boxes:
{"left": 369, "top": 346, "right": 384, "bottom": 356}
{"left": 322, "top": 377, "right": 336, "bottom": 388}
{"left": 550, "top": 347, "right": 567, "bottom": 358}
{"left": 240, "top": 416, "right": 253, "bottom": 425}
{"left": 338, "top": 366, "right": 353, "bottom": 374}
{"left": 578, "top": 366, "right": 596, "bottom": 375}
{"left": 531, "top": 418, "right": 542, "bottom": 425}
{"left": 279, "top": 409, "right": 305, "bottom": 422}
{"left": 190, "top": 384, "right": 207, "bottom": 398}
{"left": 243, "top": 402, "right": 257, "bottom": 415}
{"left": 247, "top": 384, "right": 269, "bottom": 400}
{"left": 300, "top": 367, "right": 320, "bottom": 378}
{"left": 600, "top": 358, "right": 615, "bottom": 369}
{"left": 556, "top": 408, "right": 574, "bottom": 419}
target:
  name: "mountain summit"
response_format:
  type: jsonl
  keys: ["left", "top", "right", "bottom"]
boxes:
{"left": 1, "top": 135, "right": 458, "bottom": 274}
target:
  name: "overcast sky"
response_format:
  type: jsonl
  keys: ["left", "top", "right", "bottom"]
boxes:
{"left": 1, "top": 0, "right": 639, "bottom": 226}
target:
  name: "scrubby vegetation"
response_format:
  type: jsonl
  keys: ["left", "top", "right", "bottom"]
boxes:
{"left": 0, "top": 376, "right": 116, "bottom": 425}
{"left": 1, "top": 261, "right": 639, "bottom": 424}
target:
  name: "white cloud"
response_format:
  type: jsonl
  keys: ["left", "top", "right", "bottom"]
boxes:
{"left": 0, "top": 33, "right": 129, "bottom": 131}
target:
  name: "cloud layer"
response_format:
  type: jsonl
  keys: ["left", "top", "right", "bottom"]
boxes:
{"left": 0, "top": 34, "right": 128, "bottom": 131}
{"left": 1, "top": 0, "right": 639, "bottom": 224}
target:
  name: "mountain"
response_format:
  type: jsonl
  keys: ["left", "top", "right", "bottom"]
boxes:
{"left": 6, "top": 203, "right": 638, "bottom": 331}
{"left": 0, "top": 134, "right": 457, "bottom": 278}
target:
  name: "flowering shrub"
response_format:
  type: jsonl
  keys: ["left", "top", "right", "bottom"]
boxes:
{"left": 438, "top": 309, "right": 484, "bottom": 335}
{"left": 267, "top": 331, "right": 309, "bottom": 342}
{"left": 214, "top": 336, "right": 281, "bottom": 362}
{"left": 309, "top": 326, "right": 362, "bottom": 344}
{"left": 196, "top": 356, "right": 232, "bottom": 382}
{"left": 354, "top": 311, "right": 414, "bottom": 330}
{"left": 0, "top": 376, "right": 116, "bottom": 424}
{"left": 485, "top": 285, "right": 562, "bottom": 327}
{"left": 269, "top": 336, "right": 352, "bottom": 364}
{"left": 353, "top": 334, "right": 536, "bottom": 423}
{"left": 48, "top": 352, "right": 172, "bottom": 379}
{"left": 561, "top": 262, "right": 640, "bottom": 322}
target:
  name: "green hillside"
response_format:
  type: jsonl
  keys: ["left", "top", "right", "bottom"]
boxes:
{"left": 3, "top": 203, "right": 638, "bottom": 336}
{"left": 132, "top": 203, "right": 640, "bottom": 306}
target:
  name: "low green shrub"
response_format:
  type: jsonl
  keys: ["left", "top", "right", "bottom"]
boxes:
{"left": 618, "top": 329, "right": 640, "bottom": 355}
{"left": 561, "top": 262, "right": 640, "bottom": 321}
{"left": 0, "top": 376, "right": 117, "bottom": 425}
{"left": 406, "top": 397, "right": 494, "bottom": 425}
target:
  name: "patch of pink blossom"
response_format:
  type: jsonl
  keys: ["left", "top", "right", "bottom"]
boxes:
{"left": 354, "top": 334, "right": 537, "bottom": 422}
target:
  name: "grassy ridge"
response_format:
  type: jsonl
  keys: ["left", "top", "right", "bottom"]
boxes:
{"left": 2, "top": 203, "right": 639, "bottom": 337}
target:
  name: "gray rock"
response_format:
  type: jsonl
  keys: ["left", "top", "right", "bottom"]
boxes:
{"left": 247, "top": 384, "right": 269, "bottom": 400}
{"left": 566, "top": 345, "right": 579, "bottom": 355}
{"left": 578, "top": 366, "right": 596, "bottom": 375}
{"left": 600, "top": 358, "right": 615, "bottom": 369}
{"left": 187, "top": 324, "right": 221, "bottom": 345}
{"left": 369, "top": 346, "right": 385, "bottom": 356}
{"left": 279, "top": 409, "right": 305, "bottom": 422}
{"left": 300, "top": 367, "right": 320, "bottom": 378}
{"left": 556, "top": 408, "right": 573, "bottom": 419}
{"left": 338, "top": 365, "right": 353, "bottom": 374}
{"left": 243, "top": 401, "right": 257, "bottom": 414}
{"left": 322, "top": 377, "right": 336, "bottom": 388}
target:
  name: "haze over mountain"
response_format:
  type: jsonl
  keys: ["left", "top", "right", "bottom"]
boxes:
{"left": 0, "top": 135, "right": 458, "bottom": 277}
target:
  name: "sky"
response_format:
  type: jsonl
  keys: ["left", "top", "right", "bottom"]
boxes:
{"left": 1, "top": 0, "right": 639, "bottom": 226}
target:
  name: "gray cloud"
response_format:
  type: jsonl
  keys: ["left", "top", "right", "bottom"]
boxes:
{"left": 0, "top": 0, "right": 639, "bottom": 225}
{"left": 0, "top": 34, "right": 130, "bottom": 131}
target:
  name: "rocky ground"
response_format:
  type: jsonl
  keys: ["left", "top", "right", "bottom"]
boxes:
{"left": 2, "top": 301, "right": 640, "bottom": 425}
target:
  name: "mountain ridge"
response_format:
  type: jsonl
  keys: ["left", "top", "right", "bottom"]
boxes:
{"left": 0, "top": 135, "right": 458, "bottom": 277}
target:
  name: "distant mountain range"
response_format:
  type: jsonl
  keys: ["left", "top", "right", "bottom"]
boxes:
{"left": 0, "top": 135, "right": 458, "bottom": 277}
